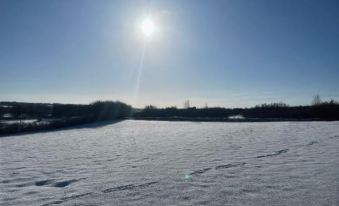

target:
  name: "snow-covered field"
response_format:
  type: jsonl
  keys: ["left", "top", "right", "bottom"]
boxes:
{"left": 1, "top": 120, "right": 339, "bottom": 206}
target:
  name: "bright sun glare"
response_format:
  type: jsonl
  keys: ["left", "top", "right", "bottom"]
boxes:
{"left": 141, "top": 18, "right": 155, "bottom": 37}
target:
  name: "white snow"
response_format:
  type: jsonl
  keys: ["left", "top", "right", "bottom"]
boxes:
{"left": 228, "top": 115, "right": 245, "bottom": 119}
{"left": 1, "top": 120, "right": 339, "bottom": 205}
{"left": 0, "top": 119, "right": 38, "bottom": 125}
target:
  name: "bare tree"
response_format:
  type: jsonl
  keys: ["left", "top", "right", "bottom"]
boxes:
{"left": 184, "top": 100, "right": 190, "bottom": 109}
{"left": 312, "top": 95, "right": 322, "bottom": 105}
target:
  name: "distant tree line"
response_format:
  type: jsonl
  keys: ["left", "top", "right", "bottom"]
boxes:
{"left": 1, "top": 99, "right": 339, "bottom": 122}
{"left": 1, "top": 98, "right": 339, "bottom": 136}
{"left": 134, "top": 100, "right": 339, "bottom": 120}
{"left": 51, "top": 101, "right": 132, "bottom": 120}
{"left": 0, "top": 101, "right": 132, "bottom": 135}
{"left": 0, "top": 102, "right": 52, "bottom": 119}
{"left": 0, "top": 101, "right": 132, "bottom": 120}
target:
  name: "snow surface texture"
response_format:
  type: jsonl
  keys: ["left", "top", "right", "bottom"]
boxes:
{"left": 1, "top": 120, "right": 339, "bottom": 206}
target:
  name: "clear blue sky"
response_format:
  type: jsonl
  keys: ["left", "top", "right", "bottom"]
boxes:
{"left": 1, "top": 0, "right": 338, "bottom": 108}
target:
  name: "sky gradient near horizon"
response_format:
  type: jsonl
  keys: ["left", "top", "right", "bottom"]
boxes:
{"left": 1, "top": 0, "right": 339, "bottom": 108}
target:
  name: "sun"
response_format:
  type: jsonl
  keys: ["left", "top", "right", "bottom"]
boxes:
{"left": 140, "top": 18, "right": 155, "bottom": 37}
